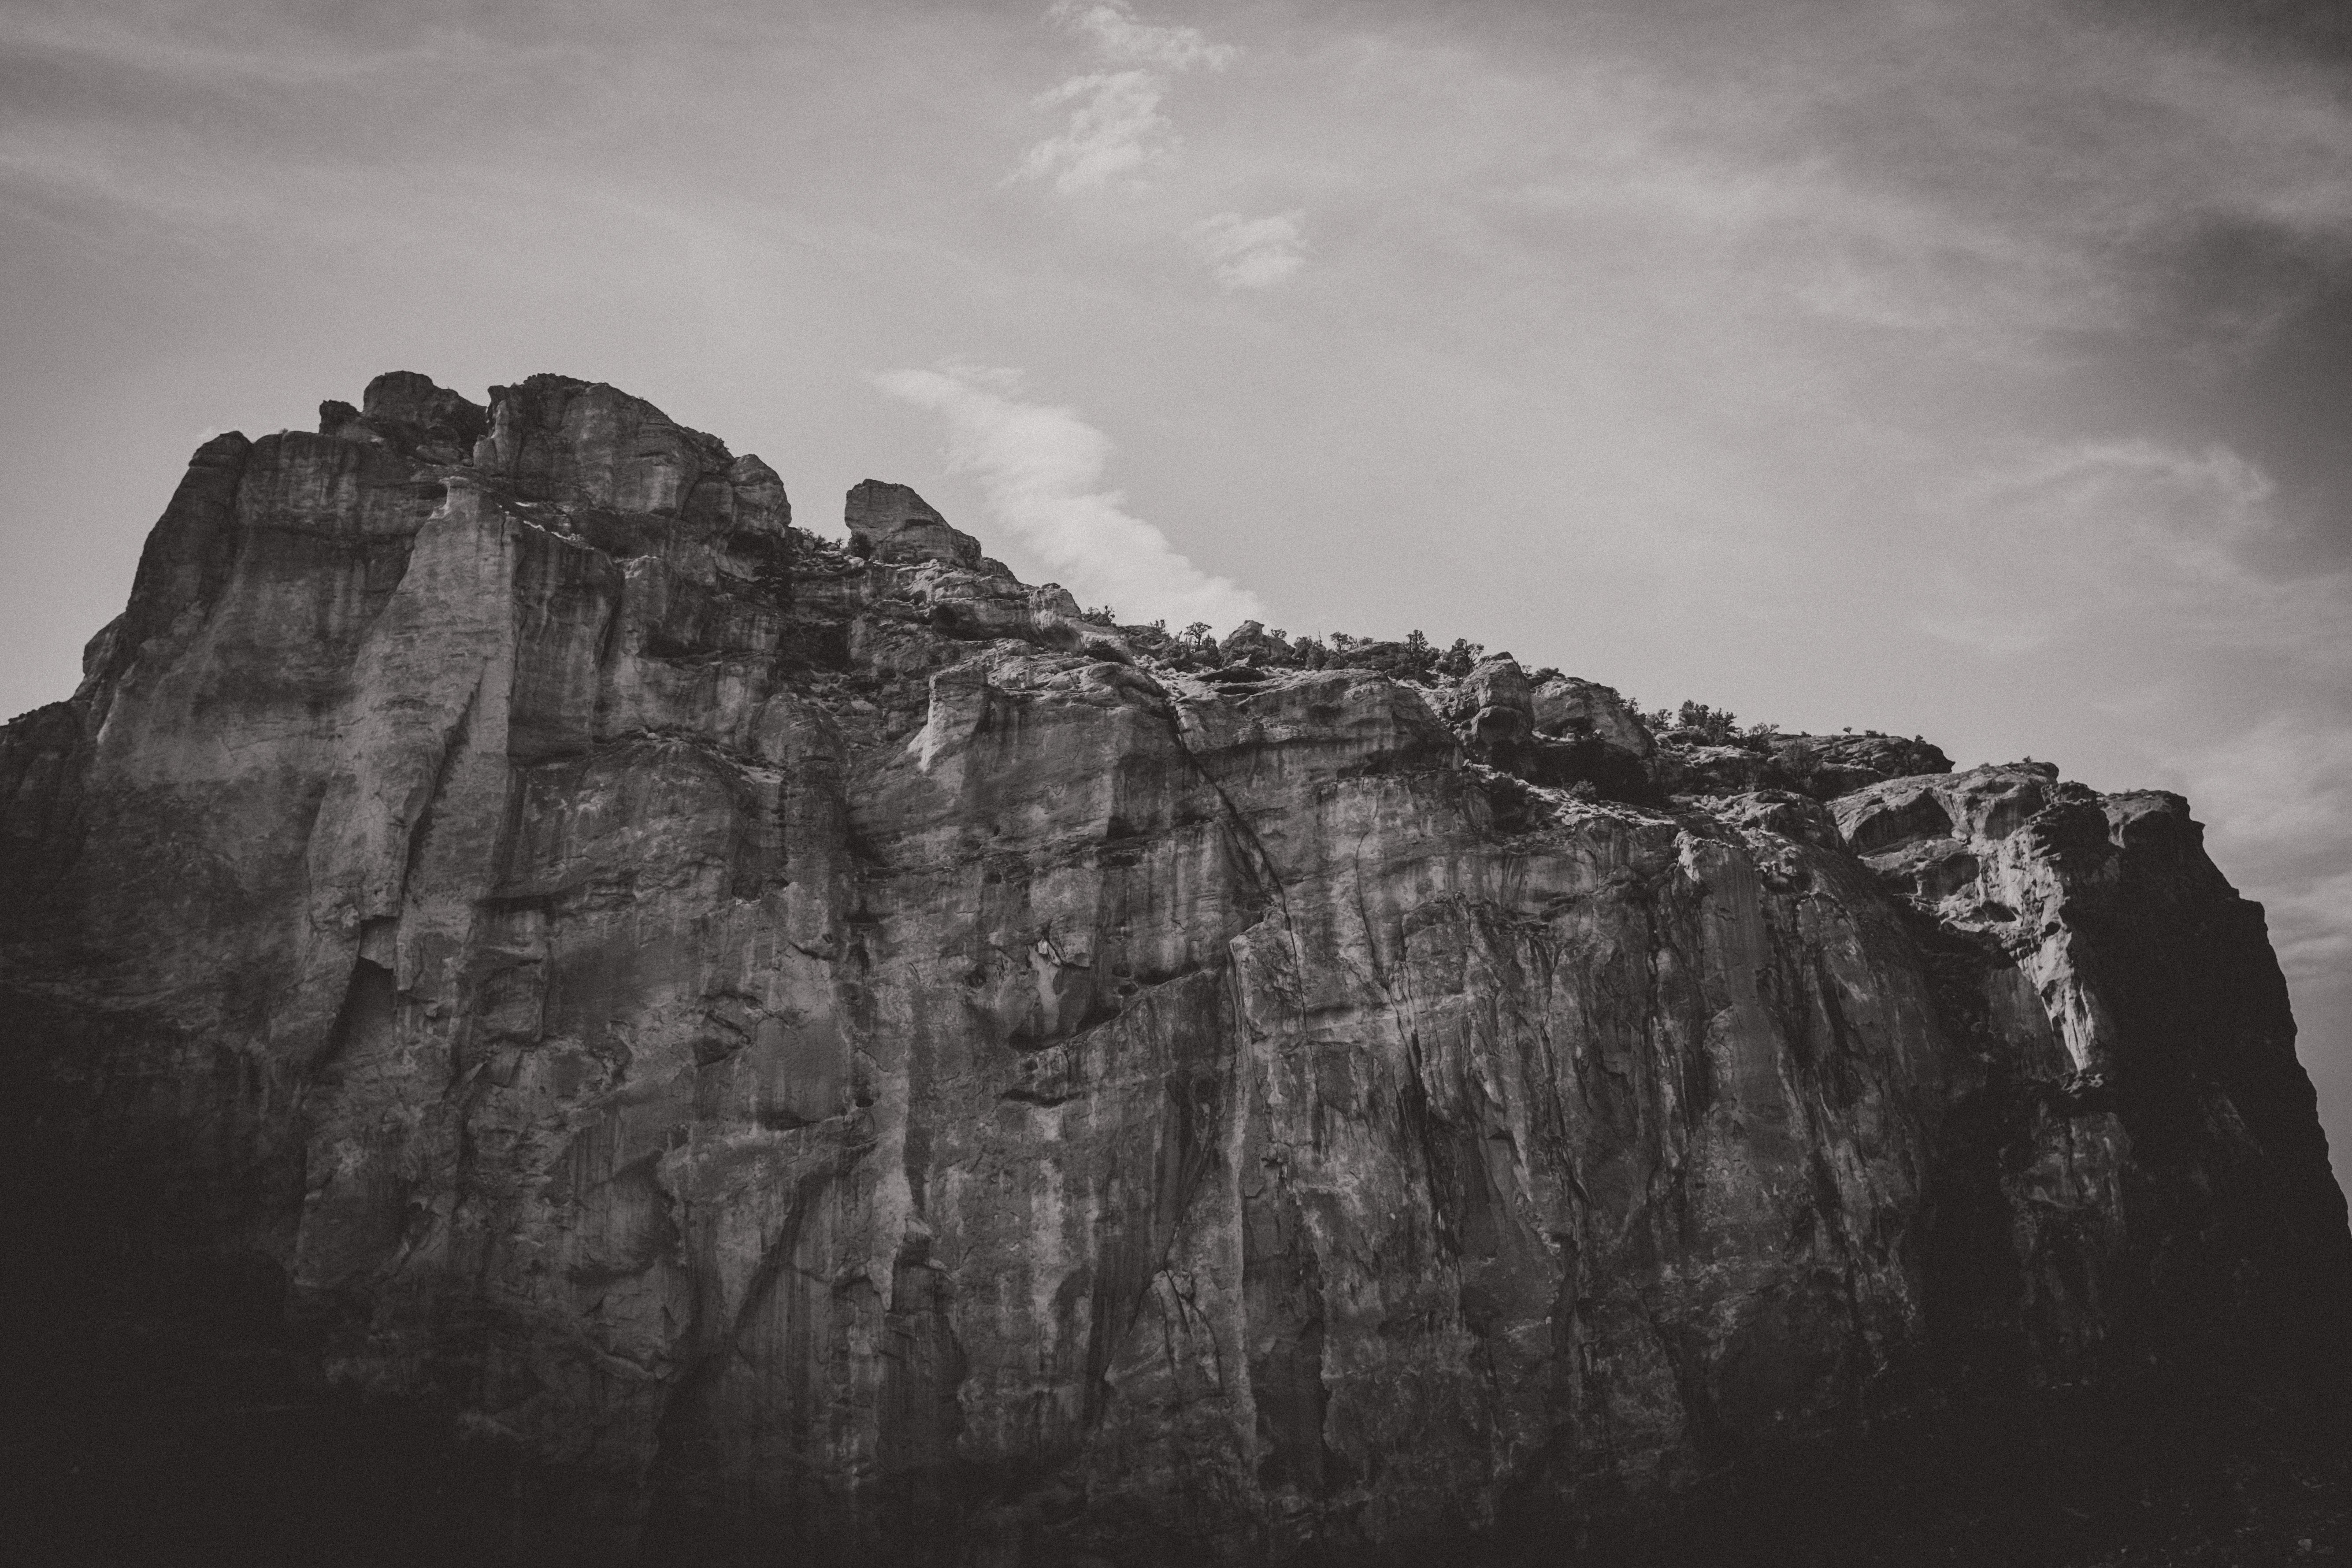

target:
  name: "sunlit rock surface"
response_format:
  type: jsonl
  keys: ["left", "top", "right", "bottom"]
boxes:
{"left": 2, "top": 374, "right": 2344, "bottom": 1566}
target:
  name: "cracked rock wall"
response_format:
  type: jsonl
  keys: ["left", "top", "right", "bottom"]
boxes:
{"left": 2, "top": 374, "right": 2344, "bottom": 1565}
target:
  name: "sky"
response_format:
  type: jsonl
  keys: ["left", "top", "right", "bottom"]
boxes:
{"left": 3, "top": 0, "right": 2348, "bottom": 1172}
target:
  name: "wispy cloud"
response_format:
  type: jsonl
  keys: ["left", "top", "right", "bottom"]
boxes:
{"left": 1924, "top": 436, "right": 2349, "bottom": 668}
{"left": 1018, "top": 69, "right": 1174, "bottom": 193}
{"left": 875, "top": 363, "right": 1263, "bottom": 630}
{"left": 1016, "top": 1, "right": 1233, "bottom": 194}
{"left": 2174, "top": 713, "right": 2352, "bottom": 985}
{"left": 1188, "top": 209, "right": 1306, "bottom": 289}
{"left": 1050, "top": 0, "right": 1233, "bottom": 72}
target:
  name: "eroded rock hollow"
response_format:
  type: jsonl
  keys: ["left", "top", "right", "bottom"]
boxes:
{"left": 2, "top": 374, "right": 2344, "bottom": 1565}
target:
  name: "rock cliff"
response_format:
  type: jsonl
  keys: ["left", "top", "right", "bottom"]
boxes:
{"left": 2, "top": 374, "right": 2345, "bottom": 1566}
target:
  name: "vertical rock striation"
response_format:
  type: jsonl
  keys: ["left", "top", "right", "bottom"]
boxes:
{"left": 2, "top": 374, "right": 2343, "bottom": 1565}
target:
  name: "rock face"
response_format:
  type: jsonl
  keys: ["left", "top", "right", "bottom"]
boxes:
{"left": 2, "top": 374, "right": 2345, "bottom": 1567}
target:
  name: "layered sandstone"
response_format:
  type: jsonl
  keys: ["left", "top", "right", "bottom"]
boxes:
{"left": 1, "top": 374, "right": 2343, "bottom": 1566}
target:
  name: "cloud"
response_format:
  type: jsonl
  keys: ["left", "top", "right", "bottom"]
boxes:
{"left": 875, "top": 363, "right": 1265, "bottom": 630}
{"left": 1014, "top": 7, "right": 1310, "bottom": 286}
{"left": 1018, "top": 70, "right": 1172, "bottom": 193}
{"left": 1049, "top": 0, "right": 1234, "bottom": 72}
{"left": 1920, "top": 435, "right": 2352, "bottom": 668}
{"left": 2173, "top": 712, "right": 2352, "bottom": 984}
{"left": 1421, "top": 0, "right": 2352, "bottom": 379}
{"left": 1017, "top": 1, "right": 1232, "bottom": 194}
{"left": 1188, "top": 210, "right": 1306, "bottom": 289}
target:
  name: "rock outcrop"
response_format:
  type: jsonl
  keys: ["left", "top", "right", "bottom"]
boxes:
{"left": 2, "top": 374, "right": 2344, "bottom": 1567}
{"left": 846, "top": 478, "right": 984, "bottom": 568}
{"left": 1531, "top": 674, "right": 1654, "bottom": 759}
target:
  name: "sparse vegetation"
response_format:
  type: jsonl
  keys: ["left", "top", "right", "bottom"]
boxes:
{"left": 1435, "top": 638, "right": 1484, "bottom": 678}
{"left": 1640, "top": 699, "right": 1744, "bottom": 745}
{"left": 1100, "top": 610, "right": 1769, "bottom": 755}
